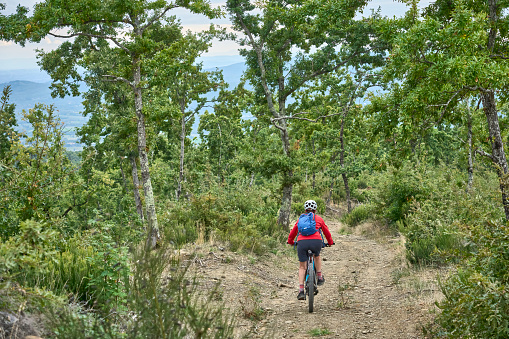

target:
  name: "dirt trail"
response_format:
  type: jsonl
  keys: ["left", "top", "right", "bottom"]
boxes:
{"left": 189, "top": 221, "right": 439, "bottom": 338}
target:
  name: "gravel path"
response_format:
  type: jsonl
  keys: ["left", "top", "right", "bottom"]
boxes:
{"left": 189, "top": 221, "right": 439, "bottom": 338}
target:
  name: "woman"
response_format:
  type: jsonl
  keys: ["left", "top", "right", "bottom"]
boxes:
{"left": 287, "top": 200, "right": 334, "bottom": 300}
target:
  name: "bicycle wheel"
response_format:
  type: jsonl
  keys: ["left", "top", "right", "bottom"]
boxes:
{"left": 307, "top": 259, "right": 315, "bottom": 313}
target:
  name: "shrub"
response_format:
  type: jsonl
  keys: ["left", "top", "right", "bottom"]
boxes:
{"left": 374, "top": 164, "right": 430, "bottom": 225}
{"left": 15, "top": 222, "right": 130, "bottom": 314}
{"left": 160, "top": 186, "right": 282, "bottom": 254}
{"left": 0, "top": 220, "right": 58, "bottom": 286}
{"left": 433, "top": 221, "right": 509, "bottom": 338}
{"left": 47, "top": 245, "right": 235, "bottom": 339}
{"left": 341, "top": 204, "right": 373, "bottom": 227}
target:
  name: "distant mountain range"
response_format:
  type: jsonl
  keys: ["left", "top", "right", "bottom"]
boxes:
{"left": 0, "top": 62, "right": 247, "bottom": 151}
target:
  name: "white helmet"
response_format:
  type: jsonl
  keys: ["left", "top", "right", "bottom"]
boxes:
{"left": 304, "top": 200, "right": 317, "bottom": 211}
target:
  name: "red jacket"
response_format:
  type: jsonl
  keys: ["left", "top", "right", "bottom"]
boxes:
{"left": 287, "top": 214, "right": 334, "bottom": 245}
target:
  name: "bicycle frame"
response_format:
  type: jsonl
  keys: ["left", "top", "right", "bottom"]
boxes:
{"left": 305, "top": 249, "right": 317, "bottom": 313}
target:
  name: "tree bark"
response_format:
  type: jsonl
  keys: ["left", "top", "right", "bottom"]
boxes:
{"left": 133, "top": 56, "right": 160, "bottom": 250}
{"left": 482, "top": 91, "right": 509, "bottom": 220}
{"left": 340, "top": 117, "right": 352, "bottom": 212}
{"left": 177, "top": 103, "right": 186, "bottom": 201}
{"left": 326, "top": 178, "right": 334, "bottom": 206}
{"left": 483, "top": 0, "right": 509, "bottom": 220}
{"left": 277, "top": 117, "right": 293, "bottom": 231}
{"left": 250, "top": 41, "right": 293, "bottom": 230}
{"left": 119, "top": 157, "right": 127, "bottom": 192}
{"left": 466, "top": 106, "right": 474, "bottom": 191}
{"left": 130, "top": 155, "right": 145, "bottom": 222}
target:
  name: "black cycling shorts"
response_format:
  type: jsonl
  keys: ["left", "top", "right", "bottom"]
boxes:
{"left": 297, "top": 239, "right": 323, "bottom": 262}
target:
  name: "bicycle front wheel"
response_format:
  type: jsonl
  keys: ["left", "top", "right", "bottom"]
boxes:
{"left": 307, "top": 263, "right": 315, "bottom": 313}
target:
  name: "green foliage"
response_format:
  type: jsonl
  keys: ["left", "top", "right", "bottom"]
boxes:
{"left": 0, "top": 103, "right": 77, "bottom": 238}
{"left": 48, "top": 246, "right": 234, "bottom": 339}
{"left": 161, "top": 184, "right": 282, "bottom": 254}
{"left": 291, "top": 196, "right": 325, "bottom": 216}
{"left": 15, "top": 222, "right": 130, "bottom": 314}
{"left": 0, "top": 220, "right": 58, "bottom": 285}
{"left": 341, "top": 203, "right": 373, "bottom": 227}
{"left": 373, "top": 163, "right": 430, "bottom": 225}
{"left": 0, "top": 85, "right": 18, "bottom": 160}
{"left": 433, "top": 222, "right": 509, "bottom": 338}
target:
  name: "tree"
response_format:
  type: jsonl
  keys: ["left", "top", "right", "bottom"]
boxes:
{"left": 148, "top": 31, "right": 225, "bottom": 200}
{"left": 0, "top": 104, "right": 76, "bottom": 238}
{"left": 291, "top": 68, "right": 377, "bottom": 212}
{"left": 226, "top": 0, "right": 386, "bottom": 229}
{"left": 198, "top": 82, "right": 249, "bottom": 183}
{"left": 371, "top": 0, "right": 509, "bottom": 219}
{"left": 4, "top": 0, "right": 221, "bottom": 248}
{"left": 0, "top": 86, "right": 18, "bottom": 160}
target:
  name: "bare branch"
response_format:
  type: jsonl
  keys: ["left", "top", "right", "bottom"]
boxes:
{"left": 102, "top": 75, "right": 133, "bottom": 87}
{"left": 272, "top": 73, "right": 368, "bottom": 124}
{"left": 283, "top": 53, "right": 358, "bottom": 100}
{"left": 141, "top": 5, "right": 179, "bottom": 33}
{"left": 271, "top": 110, "right": 351, "bottom": 124}
{"left": 418, "top": 48, "right": 435, "bottom": 65}
{"left": 272, "top": 121, "right": 286, "bottom": 132}
{"left": 490, "top": 54, "right": 509, "bottom": 59}
{"left": 49, "top": 31, "right": 131, "bottom": 54}
{"left": 476, "top": 147, "right": 495, "bottom": 161}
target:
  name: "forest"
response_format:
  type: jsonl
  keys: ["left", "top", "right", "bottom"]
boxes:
{"left": 2, "top": 0, "right": 509, "bottom": 337}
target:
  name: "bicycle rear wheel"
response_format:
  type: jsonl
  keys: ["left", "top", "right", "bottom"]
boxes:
{"left": 307, "top": 261, "right": 315, "bottom": 313}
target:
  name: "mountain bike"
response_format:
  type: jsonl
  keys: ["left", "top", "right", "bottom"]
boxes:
{"left": 304, "top": 243, "right": 334, "bottom": 313}
{"left": 305, "top": 249, "right": 318, "bottom": 313}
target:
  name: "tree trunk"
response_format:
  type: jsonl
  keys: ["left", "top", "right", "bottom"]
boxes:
{"left": 130, "top": 155, "right": 145, "bottom": 222}
{"left": 177, "top": 108, "right": 186, "bottom": 201}
{"left": 339, "top": 117, "right": 352, "bottom": 212}
{"left": 133, "top": 58, "right": 159, "bottom": 250}
{"left": 119, "top": 157, "right": 127, "bottom": 192}
{"left": 326, "top": 178, "right": 334, "bottom": 206}
{"left": 277, "top": 118, "right": 293, "bottom": 231}
{"left": 277, "top": 171, "right": 293, "bottom": 231}
{"left": 312, "top": 140, "right": 316, "bottom": 190}
{"left": 466, "top": 106, "right": 474, "bottom": 191}
{"left": 483, "top": 0, "right": 509, "bottom": 220}
{"left": 249, "top": 172, "right": 255, "bottom": 188}
{"left": 342, "top": 173, "right": 352, "bottom": 212}
{"left": 482, "top": 91, "right": 509, "bottom": 220}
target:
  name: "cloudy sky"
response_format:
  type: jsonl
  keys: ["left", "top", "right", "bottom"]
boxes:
{"left": 0, "top": 0, "right": 432, "bottom": 70}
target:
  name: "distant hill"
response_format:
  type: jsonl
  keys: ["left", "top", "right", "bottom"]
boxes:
{"left": 1, "top": 62, "right": 247, "bottom": 150}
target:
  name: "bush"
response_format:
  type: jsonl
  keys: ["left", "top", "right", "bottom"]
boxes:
{"left": 341, "top": 204, "right": 373, "bottom": 227}
{"left": 374, "top": 163, "right": 430, "bottom": 225}
{"left": 0, "top": 220, "right": 58, "bottom": 286}
{"left": 15, "top": 222, "right": 130, "bottom": 314}
{"left": 160, "top": 186, "right": 282, "bottom": 254}
{"left": 48, "top": 245, "right": 235, "bottom": 339}
{"left": 432, "top": 221, "right": 509, "bottom": 338}
{"left": 399, "top": 165, "right": 502, "bottom": 265}
{"left": 291, "top": 196, "right": 325, "bottom": 216}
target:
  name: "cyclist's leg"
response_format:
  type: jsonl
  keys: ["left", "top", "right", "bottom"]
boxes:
{"left": 298, "top": 261, "right": 306, "bottom": 285}
{"left": 314, "top": 255, "right": 322, "bottom": 273}
{"left": 296, "top": 241, "right": 311, "bottom": 300}
{"left": 308, "top": 239, "right": 325, "bottom": 285}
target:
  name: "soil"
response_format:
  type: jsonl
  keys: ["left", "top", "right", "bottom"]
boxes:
{"left": 185, "top": 220, "right": 444, "bottom": 339}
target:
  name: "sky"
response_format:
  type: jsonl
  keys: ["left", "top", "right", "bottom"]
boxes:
{"left": 0, "top": 0, "right": 432, "bottom": 70}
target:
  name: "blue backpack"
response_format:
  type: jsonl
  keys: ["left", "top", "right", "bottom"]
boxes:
{"left": 297, "top": 212, "right": 317, "bottom": 236}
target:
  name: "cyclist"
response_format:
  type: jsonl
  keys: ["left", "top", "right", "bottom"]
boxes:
{"left": 287, "top": 200, "right": 334, "bottom": 300}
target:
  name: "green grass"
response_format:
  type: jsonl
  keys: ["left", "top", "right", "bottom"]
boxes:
{"left": 309, "top": 328, "right": 332, "bottom": 336}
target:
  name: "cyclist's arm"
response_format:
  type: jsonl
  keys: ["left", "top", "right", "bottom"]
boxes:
{"left": 287, "top": 223, "right": 299, "bottom": 245}
{"left": 320, "top": 221, "right": 334, "bottom": 245}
